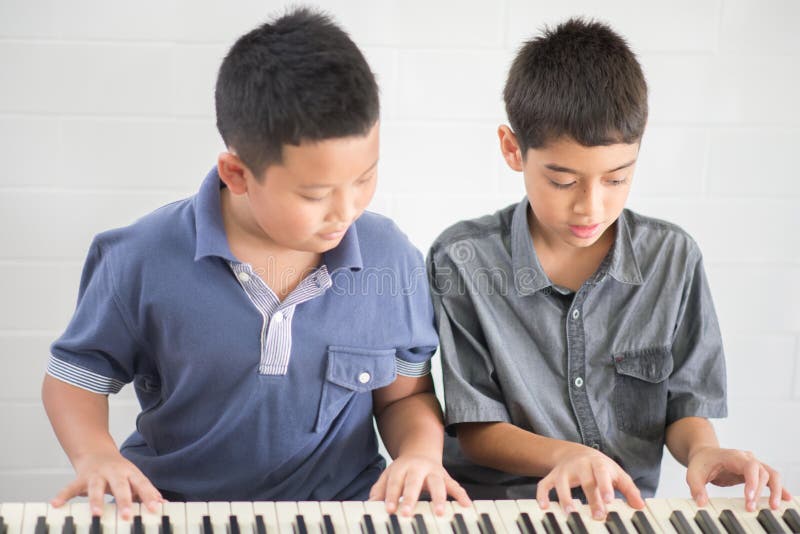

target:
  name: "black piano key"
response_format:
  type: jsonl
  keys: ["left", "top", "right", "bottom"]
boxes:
{"left": 479, "top": 513, "right": 498, "bottom": 534}
{"left": 630, "top": 511, "right": 656, "bottom": 534}
{"left": 669, "top": 510, "right": 696, "bottom": 534}
{"left": 294, "top": 515, "right": 308, "bottom": 534}
{"left": 412, "top": 514, "right": 428, "bottom": 534}
{"left": 132, "top": 516, "right": 144, "bottom": 534}
{"left": 62, "top": 516, "right": 76, "bottom": 534}
{"left": 160, "top": 516, "right": 173, "bottom": 534}
{"left": 389, "top": 514, "right": 403, "bottom": 534}
{"left": 35, "top": 517, "right": 49, "bottom": 534}
{"left": 517, "top": 513, "right": 538, "bottom": 534}
{"left": 566, "top": 512, "right": 589, "bottom": 534}
{"left": 362, "top": 514, "right": 377, "bottom": 534}
{"left": 452, "top": 513, "right": 470, "bottom": 534}
{"left": 694, "top": 510, "right": 722, "bottom": 534}
{"left": 255, "top": 516, "right": 267, "bottom": 534}
{"left": 90, "top": 516, "right": 102, "bottom": 534}
{"left": 542, "top": 512, "right": 564, "bottom": 534}
{"left": 228, "top": 516, "right": 239, "bottom": 534}
{"left": 323, "top": 515, "right": 337, "bottom": 534}
{"left": 717, "top": 511, "right": 746, "bottom": 534}
{"left": 202, "top": 516, "right": 214, "bottom": 534}
{"left": 757, "top": 509, "right": 787, "bottom": 533}
{"left": 605, "top": 511, "right": 630, "bottom": 534}
{"left": 782, "top": 509, "right": 800, "bottom": 533}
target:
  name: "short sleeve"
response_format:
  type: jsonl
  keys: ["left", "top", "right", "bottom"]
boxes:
{"left": 394, "top": 248, "right": 437, "bottom": 377}
{"left": 427, "top": 247, "right": 511, "bottom": 434}
{"left": 666, "top": 251, "right": 728, "bottom": 424}
{"left": 48, "top": 237, "right": 141, "bottom": 394}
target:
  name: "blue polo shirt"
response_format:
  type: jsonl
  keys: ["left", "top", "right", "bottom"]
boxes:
{"left": 48, "top": 168, "right": 438, "bottom": 501}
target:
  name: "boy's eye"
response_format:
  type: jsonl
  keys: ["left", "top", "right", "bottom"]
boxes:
{"left": 549, "top": 180, "right": 575, "bottom": 190}
{"left": 608, "top": 177, "right": 628, "bottom": 186}
{"left": 301, "top": 194, "right": 326, "bottom": 202}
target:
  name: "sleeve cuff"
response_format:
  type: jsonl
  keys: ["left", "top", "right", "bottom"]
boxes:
{"left": 395, "top": 357, "right": 431, "bottom": 377}
{"left": 47, "top": 355, "right": 126, "bottom": 395}
{"left": 666, "top": 400, "right": 728, "bottom": 426}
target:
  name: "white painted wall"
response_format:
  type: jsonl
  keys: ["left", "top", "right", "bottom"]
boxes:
{"left": 1, "top": 0, "right": 798, "bottom": 502}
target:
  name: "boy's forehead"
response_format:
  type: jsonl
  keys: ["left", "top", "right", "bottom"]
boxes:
{"left": 528, "top": 136, "right": 640, "bottom": 173}
{"left": 265, "top": 124, "right": 380, "bottom": 183}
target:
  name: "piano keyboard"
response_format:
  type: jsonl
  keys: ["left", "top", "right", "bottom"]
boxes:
{"left": 1, "top": 498, "right": 799, "bottom": 534}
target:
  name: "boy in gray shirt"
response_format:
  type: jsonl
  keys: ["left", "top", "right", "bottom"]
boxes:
{"left": 427, "top": 18, "right": 791, "bottom": 519}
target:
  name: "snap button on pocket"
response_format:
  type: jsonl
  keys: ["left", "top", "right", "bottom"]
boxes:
{"left": 358, "top": 372, "right": 371, "bottom": 384}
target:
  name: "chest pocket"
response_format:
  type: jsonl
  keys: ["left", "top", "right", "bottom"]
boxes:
{"left": 315, "top": 346, "right": 397, "bottom": 433}
{"left": 612, "top": 346, "right": 673, "bottom": 440}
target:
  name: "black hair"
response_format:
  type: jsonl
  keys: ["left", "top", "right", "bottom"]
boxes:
{"left": 215, "top": 7, "right": 379, "bottom": 176}
{"left": 504, "top": 17, "right": 648, "bottom": 154}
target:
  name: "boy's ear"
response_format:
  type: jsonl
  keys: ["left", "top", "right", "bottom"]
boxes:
{"left": 498, "top": 125, "right": 524, "bottom": 172}
{"left": 217, "top": 152, "right": 252, "bottom": 195}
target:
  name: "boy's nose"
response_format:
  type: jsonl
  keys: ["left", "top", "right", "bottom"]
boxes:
{"left": 573, "top": 184, "right": 603, "bottom": 216}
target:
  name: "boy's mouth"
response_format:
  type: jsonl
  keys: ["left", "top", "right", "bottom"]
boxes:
{"left": 568, "top": 223, "right": 601, "bottom": 238}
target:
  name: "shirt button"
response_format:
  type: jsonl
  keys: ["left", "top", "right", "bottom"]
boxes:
{"left": 571, "top": 309, "right": 580, "bottom": 320}
{"left": 237, "top": 271, "right": 251, "bottom": 283}
{"left": 272, "top": 312, "right": 284, "bottom": 323}
{"left": 591, "top": 443, "right": 600, "bottom": 450}
{"left": 574, "top": 376, "right": 584, "bottom": 388}
{"left": 358, "top": 372, "right": 371, "bottom": 384}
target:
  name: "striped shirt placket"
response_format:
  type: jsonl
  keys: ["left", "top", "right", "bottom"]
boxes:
{"left": 230, "top": 262, "right": 332, "bottom": 376}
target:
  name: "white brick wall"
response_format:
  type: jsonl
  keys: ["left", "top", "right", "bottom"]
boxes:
{"left": 1, "top": 0, "right": 797, "bottom": 502}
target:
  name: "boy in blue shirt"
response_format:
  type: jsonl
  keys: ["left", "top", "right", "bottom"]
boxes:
{"left": 43, "top": 8, "right": 468, "bottom": 518}
{"left": 428, "top": 18, "right": 791, "bottom": 519}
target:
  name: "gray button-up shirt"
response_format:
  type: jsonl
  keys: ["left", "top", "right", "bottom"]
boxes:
{"left": 427, "top": 198, "right": 727, "bottom": 499}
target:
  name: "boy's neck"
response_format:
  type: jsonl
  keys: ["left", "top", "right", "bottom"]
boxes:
{"left": 528, "top": 210, "right": 615, "bottom": 293}
{"left": 220, "top": 188, "right": 322, "bottom": 301}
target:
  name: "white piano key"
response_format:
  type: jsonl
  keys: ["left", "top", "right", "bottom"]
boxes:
{"left": 646, "top": 497, "right": 680, "bottom": 534}
{"left": 363, "top": 500, "right": 391, "bottom": 532}
{"left": 340, "top": 501, "right": 365, "bottom": 534}
{"left": 207, "top": 502, "right": 231, "bottom": 534}
{"left": 163, "top": 502, "right": 187, "bottom": 534}
{"left": 492, "top": 500, "right": 521, "bottom": 534}
{"left": 1, "top": 503, "right": 25, "bottom": 534}
{"left": 430, "top": 501, "right": 456, "bottom": 534}
{"left": 410, "top": 502, "right": 440, "bottom": 534}
{"left": 473, "top": 500, "right": 508, "bottom": 534}
{"left": 318, "top": 502, "right": 349, "bottom": 534}
{"left": 274, "top": 502, "right": 298, "bottom": 534}
{"left": 116, "top": 503, "right": 140, "bottom": 534}
{"left": 21, "top": 502, "right": 47, "bottom": 534}
{"left": 297, "top": 502, "right": 323, "bottom": 534}
{"left": 230, "top": 502, "right": 255, "bottom": 534}
{"left": 708, "top": 498, "right": 759, "bottom": 534}
{"left": 185, "top": 502, "right": 208, "bottom": 534}
{"left": 450, "top": 500, "right": 480, "bottom": 534}
{"left": 69, "top": 503, "right": 93, "bottom": 534}
{"left": 46, "top": 503, "right": 71, "bottom": 534}
{"left": 252, "top": 502, "right": 279, "bottom": 534}
{"left": 567, "top": 501, "right": 613, "bottom": 534}
{"left": 140, "top": 502, "right": 163, "bottom": 534}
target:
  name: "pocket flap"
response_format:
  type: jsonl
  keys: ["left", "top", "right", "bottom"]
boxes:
{"left": 326, "top": 346, "right": 397, "bottom": 392}
{"left": 612, "top": 346, "right": 673, "bottom": 383}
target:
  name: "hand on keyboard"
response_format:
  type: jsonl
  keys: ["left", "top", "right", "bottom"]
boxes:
{"left": 535, "top": 445, "right": 645, "bottom": 521}
{"left": 367, "top": 453, "right": 471, "bottom": 517}
{"left": 50, "top": 449, "right": 165, "bottom": 519}
{"left": 686, "top": 446, "right": 793, "bottom": 512}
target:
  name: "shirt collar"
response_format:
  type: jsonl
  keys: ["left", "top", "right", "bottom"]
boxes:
{"left": 193, "top": 167, "right": 238, "bottom": 263}
{"left": 606, "top": 209, "right": 644, "bottom": 286}
{"left": 510, "top": 198, "right": 643, "bottom": 295}
{"left": 193, "top": 166, "right": 364, "bottom": 272}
